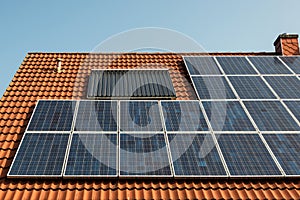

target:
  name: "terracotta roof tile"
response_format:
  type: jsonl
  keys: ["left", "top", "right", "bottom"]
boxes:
{"left": 0, "top": 52, "right": 299, "bottom": 199}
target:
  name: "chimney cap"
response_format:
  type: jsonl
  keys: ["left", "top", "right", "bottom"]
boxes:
{"left": 274, "top": 33, "right": 299, "bottom": 46}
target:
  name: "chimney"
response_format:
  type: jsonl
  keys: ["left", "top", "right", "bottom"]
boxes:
{"left": 273, "top": 33, "right": 299, "bottom": 55}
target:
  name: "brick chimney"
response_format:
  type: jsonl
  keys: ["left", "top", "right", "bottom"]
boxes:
{"left": 273, "top": 33, "right": 299, "bottom": 55}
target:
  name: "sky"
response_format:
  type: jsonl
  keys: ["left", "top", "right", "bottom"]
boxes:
{"left": 1, "top": 0, "right": 300, "bottom": 97}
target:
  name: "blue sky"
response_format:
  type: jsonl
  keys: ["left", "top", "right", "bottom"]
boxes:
{"left": 1, "top": 0, "right": 300, "bottom": 97}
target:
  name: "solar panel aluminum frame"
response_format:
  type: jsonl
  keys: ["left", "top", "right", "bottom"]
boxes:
{"left": 167, "top": 132, "right": 229, "bottom": 178}
{"left": 72, "top": 99, "right": 119, "bottom": 133}
{"left": 62, "top": 132, "right": 119, "bottom": 178}
{"left": 278, "top": 56, "right": 300, "bottom": 75}
{"left": 261, "top": 132, "right": 300, "bottom": 177}
{"left": 119, "top": 100, "right": 164, "bottom": 133}
{"left": 7, "top": 131, "right": 72, "bottom": 178}
{"left": 214, "top": 132, "right": 285, "bottom": 178}
{"left": 24, "top": 99, "right": 78, "bottom": 134}
{"left": 118, "top": 132, "right": 173, "bottom": 178}
{"left": 87, "top": 69, "right": 176, "bottom": 100}
{"left": 247, "top": 56, "right": 295, "bottom": 75}
{"left": 160, "top": 100, "right": 211, "bottom": 133}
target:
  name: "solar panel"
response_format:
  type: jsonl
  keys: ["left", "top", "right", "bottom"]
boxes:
{"left": 263, "top": 134, "right": 300, "bottom": 176}
{"left": 192, "top": 76, "right": 236, "bottom": 99}
{"left": 120, "top": 101, "right": 163, "bottom": 132}
{"left": 119, "top": 133, "right": 172, "bottom": 176}
{"left": 161, "top": 101, "right": 208, "bottom": 131}
{"left": 8, "top": 133, "right": 69, "bottom": 177}
{"left": 184, "top": 57, "right": 222, "bottom": 75}
{"left": 216, "top": 134, "right": 282, "bottom": 176}
{"left": 264, "top": 76, "right": 300, "bottom": 99}
{"left": 243, "top": 101, "right": 300, "bottom": 131}
{"left": 248, "top": 56, "right": 292, "bottom": 74}
{"left": 64, "top": 133, "right": 117, "bottom": 176}
{"left": 27, "top": 100, "right": 76, "bottom": 132}
{"left": 216, "top": 56, "right": 257, "bottom": 74}
{"left": 280, "top": 56, "right": 300, "bottom": 74}
{"left": 74, "top": 101, "right": 118, "bottom": 132}
{"left": 168, "top": 133, "right": 227, "bottom": 176}
{"left": 284, "top": 101, "right": 300, "bottom": 122}
{"left": 228, "top": 76, "right": 276, "bottom": 99}
{"left": 203, "top": 101, "right": 255, "bottom": 131}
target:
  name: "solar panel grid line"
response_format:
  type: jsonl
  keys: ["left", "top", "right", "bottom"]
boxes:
{"left": 63, "top": 133, "right": 118, "bottom": 177}
{"left": 182, "top": 56, "right": 223, "bottom": 75}
{"left": 161, "top": 131, "right": 175, "bottom": 177}
{"left": 166, "top": 133, "right": 228, "bottom": 177}
{"left": 8, "top": 133, "right": 71, "bottom": 178}
{"left": 258, "top": 76, "right": 281, "bottom": 99}
{"left": 277, "top": 56, "right": 298, "bottom": 75}
{"left": 280, "top": 101, "right": 300, "bottom": 128}
{"left": 215, "top": 133, "right": 283, "bottom": 177}
{"left": 236, "top": 100, "right": 261, "bottom": 133}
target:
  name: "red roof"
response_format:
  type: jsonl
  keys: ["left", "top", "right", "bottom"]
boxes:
{"left": 0, "top": 52, "right": 299, "bottom": 199}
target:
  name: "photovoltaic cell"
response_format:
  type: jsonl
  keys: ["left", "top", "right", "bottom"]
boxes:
{"left": 65, "top": 133, "right": 117, "bottom": 176}
{"left": 216, "top": 134, "right": 282, "bottom": 176}
{"left": 9, "top": 133, "right": 69, "bottom": 176}
{"left": 27, "top": 100, "right": 75, "bottom": 131}
{"left": 203, "top": 101, "right": 255, "bottom": 131}
{"left": 228, "top": 76, "right": 276, "bottom": 99}
{"left": 168, "top": 134, "right": 226, "bottom": 176}
{"left": 119, "top": 133, "right": 172, "bottom": 176}
{"left": 264, "top": 76, "right": 300, "bottom": 99}
{"left": 192, "top": 76, "right": 236, "bottom": 99}
{"left": 75, "top": 101, "right": 118, "bottom": 132}
{"left": 284, "top": 101, "right": 300, "bottom": 122}
{"left": 264, "top": 134, "right": 300, "bottom": 175}
{"left": 120, "top": 101, "right": 163, "bottom": 132}
{"left": 248, "top": 56, "right": 292, "bottom": 74}
{"left": 280, "top": 56, "right": 300, "bottom": 74}
{"left": 184, "top": 57, "right": 222, "bottom": 75}
{"left": 243, "top": 101, "right": 300, "bottom": 131}
{"left": 216, "top": 56, "right": 257, "bottom": 74}
{"left": 161, "top": 101, "right": 208, "bottom": 131}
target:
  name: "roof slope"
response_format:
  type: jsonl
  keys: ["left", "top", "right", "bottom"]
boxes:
{"left": 0, "top": 52, "right": 299, "bottom": 199}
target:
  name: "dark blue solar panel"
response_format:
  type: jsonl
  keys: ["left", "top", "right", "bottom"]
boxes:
{"left": 75, "top": 101, "right": 118, "bottom": 131}
{"left": 248, "top": 56, "right": 292, "bottom": 74}
{"left": 264, "top": 134, "right": 300, "bottom": 175}
{"left": 119, "top": 133, "right": 172, "bottom": 176}
{"left": 65, "top": 133, "right": 117, "bottom": 176}
{"left": 27, "top": 100, "right": 75, "bottom": 131}
{"left": 217, "top": 134, "right": 282, "bottom": 176}
{"left": 264, "top": 76, "right": 300, "bottom": 99}
{"left": 284, "top": 101, "right": 300, "bottom": 122}
{"left": 184, "top": 57, "right": 222, "bottom": 75}
{"left": 120, "top": 101, "right": 163, "bottom": 132}
{"left": 168, "top": 134, "right": 226, "bottom": 176}
{"left": 192, "top": 76, "right": 236, "bottom": 99}
{"left": 243, "top": 101, "right": 300, "bottom": 131}
{"left": 203, "top": 101, "right": 255, "bottom": 131}
{"left": 280, "top": 56, "right": 300, "bottom": 74}
{"left": 216, "top": 56, "right": 257, "bottom": 74}
{"left": 228, "top": 76, "right": 276, "bottom": 99}
{"left": 9, "top": 133, "right": 69, "bottom": 176}
{"left": 161, "top": 101, "right": 208, "bottom": 131}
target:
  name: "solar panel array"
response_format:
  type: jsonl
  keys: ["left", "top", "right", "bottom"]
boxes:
{"left": 8, "top": 55, "right": 300, "bottom": 178}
